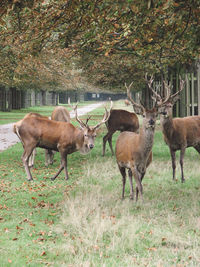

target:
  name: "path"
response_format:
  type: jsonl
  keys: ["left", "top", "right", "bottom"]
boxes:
{"left": 0, "top": 102, "right": 103, "bottom": 152}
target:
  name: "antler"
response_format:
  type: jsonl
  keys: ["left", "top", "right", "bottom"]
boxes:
{"left": 93, "top": 101, "right": 113, "bottom": 130}
{"left": 125, "top": 82, "right": 145, "bottom": 113}
{"left": 85, "top": 115, "right": 92, "bottom": 126}
{"left": 73, "top": 104, "right": 88, "bottom": 128}
{"left": 68, "top": 98, "right": 88, "bottom": 128}
{"left": 163, "top": 77, "right": 185, "bottom": 103}
{"left": 170, "top": 78, "right": 185, "bottom": 99}
{"left": 146, "top": 74, "right": 185, "bottom": 107}
{"left": 145, "top": 73, "right": 162, "bottom": 103}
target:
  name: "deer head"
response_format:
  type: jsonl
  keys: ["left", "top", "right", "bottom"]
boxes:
{"left": 70, "top": 99, "right": 112, "bottom": 154}
{"left": 125, "top": 82, "right": 158, "bottom": 129}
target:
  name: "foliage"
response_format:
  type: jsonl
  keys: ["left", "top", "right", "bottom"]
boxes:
{"left": 0, "top": 0, "right": 199, "bottom": 90}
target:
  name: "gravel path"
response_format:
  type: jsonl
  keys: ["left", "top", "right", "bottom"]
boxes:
{"left": 0, "top": 102, "right": 103, "bottom": 152}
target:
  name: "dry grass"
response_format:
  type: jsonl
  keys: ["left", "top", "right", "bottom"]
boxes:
{"left": 53, "top": 137, "right": 200, "bottom": 266}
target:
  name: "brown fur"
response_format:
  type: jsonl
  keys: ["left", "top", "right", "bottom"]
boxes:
{"left": 103, "top": 109, "right": 139, "bottom": 156}
{"left": 115, "top": 108, "right": 157, "bottom": 201}
{"left": 161, "top": 108, "right": 200, "bottom": 182}
{"left": 51, "top": 106, "right": 70, "bottom": 122}
{"left": 13, "top": 114, "right": 98, "bottom": 181}
{"left": 18, "top": 113, "right": 50, "bottom": 167}
{"left": 44, "top": 106, "right": 71, "bottom": 166}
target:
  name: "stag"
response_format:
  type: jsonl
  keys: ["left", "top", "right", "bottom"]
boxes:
{"left": 115, "top": 81, "right": 159, "bottom": 201}
{"left": 103, "top": 83, "right": 139, "bottom": 156}
{"left": 102, "top": 108, "right": 139, "bottom": 156}
{"left": 148, "top": 76, "right": 199, "bottom": 183}
{"left": 13, "top": 103, "right": 111, "bottom": 181}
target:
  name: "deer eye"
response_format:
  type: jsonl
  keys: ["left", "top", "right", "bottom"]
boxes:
{"left": 84, "top": 134, "right": 88, "bottom": 137}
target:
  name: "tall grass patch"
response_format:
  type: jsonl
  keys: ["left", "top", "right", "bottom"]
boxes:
{"left": 54, "top": 123, "right": 200, "bottom": 266}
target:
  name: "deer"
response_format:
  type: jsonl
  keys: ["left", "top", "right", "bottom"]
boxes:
{"left": 45, "top": 106, "right": 71, "bottom": 166}
{"left": 102, "top": 94, "right": 139, "bottom": 156}
{"left": 148, "top": 76, "right": 200, "bottom": 183}
{"left": 51, "top": 106, "right": 70, "bottom": 122}
{"left": 27, "top": 106, "right": 71, "bottom": 167}
{"left": 13, "top": 103, "right": 111, "bottom": 181}
{"left": 115, "top": 80, "right": 159, "bottom": 201}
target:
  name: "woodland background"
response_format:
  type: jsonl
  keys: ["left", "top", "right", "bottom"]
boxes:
{"left": 0, "top": 0, "right": 199, "bottom": 111}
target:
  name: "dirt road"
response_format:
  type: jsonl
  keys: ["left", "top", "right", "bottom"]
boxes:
{"left": 0, "top": 102, "right": 103, "bottom": 152}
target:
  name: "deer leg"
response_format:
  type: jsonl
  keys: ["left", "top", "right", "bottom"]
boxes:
{"left": 63, "top": 156, "right": 69, "bottom": 180}
{"left": 136, "top": 173, "right": 145, "bottom": 202}
{"left": 45, "top": 149, "right": 54, "bottom": 167}
{"left": 108, "top": 134, "right": 115, "bottom": 156}
{"left": 102, "top": 130, "right": 115, "bottom": 156}
{"left": 131, "top": 167, "right": 143, "bottom": 202}
{"left": 170, "top": 149, "right": 176, "bottom": 181}
{"left": 28, "top": 148, "right": 36, "bottom": 167}
{"left": 51, "top": 153, "right": 68, "bottom": 181}
{"left": 128, "top": 169, "right": 134, "bottom": 200}
{"left": 118, "top": 165, "right": 126, "bottom": 199}
{"left": 22, "top": 146, "right": 35, "bottom": 181}
{"left": 180, "top": 147, "right": 186, "bottom": 183}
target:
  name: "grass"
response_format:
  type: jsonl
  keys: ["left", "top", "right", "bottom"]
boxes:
{"left": 0, "top": 102, "right": 200, "bottom": 266}
{"left": 0, "top": 101, "right": 96, "bottom": 125}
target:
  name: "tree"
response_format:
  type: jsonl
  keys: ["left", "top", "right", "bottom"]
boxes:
{"left": 0, "top": 0, "right": 199, "bottom": 90}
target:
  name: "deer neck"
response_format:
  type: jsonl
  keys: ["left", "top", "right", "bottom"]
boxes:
{"left": 139, "top": 125, "right": 155, "bottom": 156}
{"left": 160, "top": 115, "right": 174, "bottom": 138}
{"left": 75, "top": 128, "right": 84, "bottom": 151}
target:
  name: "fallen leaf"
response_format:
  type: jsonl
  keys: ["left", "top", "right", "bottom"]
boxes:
{"left": 147, "top": 247, "right": 157, "bottom": 251}
{"left": 41, "top": 251, "right": 46, "bottom": 256}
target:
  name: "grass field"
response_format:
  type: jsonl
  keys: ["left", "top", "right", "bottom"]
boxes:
{"left": 0, "top": 101, "right": 95, "bottom": 125}
{"left": 0, "top": 102, "right": 200, "bottom": 266}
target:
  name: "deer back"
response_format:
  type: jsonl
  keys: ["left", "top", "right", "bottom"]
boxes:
{"left": 16, "top": 115, "right": 77, "bottom": 150}
{"left": 163, "top": 116, "right": 200, "bottom": 148}
{"left": 51, "top": 106, "right": 70, "bottom": 122}
{"left": 106, "top": 109, "right": 139, "bottom": 132}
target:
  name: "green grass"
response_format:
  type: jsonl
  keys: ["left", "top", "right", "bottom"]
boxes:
{"left": 0, "top": 101, "right": 96, "bottom": 125}
{"left": 0, "top": 102, "right": 200, "bottom": 266}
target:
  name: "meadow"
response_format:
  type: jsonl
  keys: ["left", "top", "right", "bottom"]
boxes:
{"left": 0, "top": 101, "right": 200, "bottom": 266}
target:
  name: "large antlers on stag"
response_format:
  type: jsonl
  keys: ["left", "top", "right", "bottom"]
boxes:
{"left": 125, "top": 82, "right": 145, "bottom": 114}
{"left": 146, "top": 74, "right": 185, "bottom": 106}
{"left": 68, "top": 97, "right": 112, "bottom": 130}
{"left": 163, "top": 78, "right": 185, "bottom": 102}
{"left": 145, "top": 73, "right": 162, "bottom": 103}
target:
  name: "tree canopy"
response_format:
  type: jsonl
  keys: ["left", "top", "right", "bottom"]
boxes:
{"left": 0, "top": 0, "right": 199, "bottom": 91}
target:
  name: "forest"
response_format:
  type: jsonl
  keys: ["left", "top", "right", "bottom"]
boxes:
{"left": 0, "top": 0, "right": 199, "bottom": 93}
